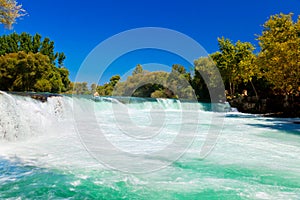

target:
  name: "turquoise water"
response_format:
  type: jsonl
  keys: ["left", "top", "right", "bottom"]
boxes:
{"left": 0, "top": 93, "right": 300, "bottom": 199}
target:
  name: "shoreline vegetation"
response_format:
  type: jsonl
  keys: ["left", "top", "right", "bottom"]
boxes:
{"left": 0, "top": 13, "right": 299, "bottom": 117}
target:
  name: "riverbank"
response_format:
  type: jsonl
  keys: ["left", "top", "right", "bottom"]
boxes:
{"left": 4, "top": 92, "right": 62, "bottom": 102}
{"left": 228, "top": 95, "right": 300, "bottom": 118}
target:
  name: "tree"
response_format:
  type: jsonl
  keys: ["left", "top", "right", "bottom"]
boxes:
{"left": 113, "top": 64, "right": 192, "bottom": 99}
{"left": 0, "top": 0, "right": 26, "bottom": 29}
{"left": 96, "top": 75, "right": 121, "bottom": 96}
{"left": 71, "top": 82, "right": 90, "bottom": 95}
{"left": 257, "top": 13, "right": 300, "bottom": 95}
{"left": 0, "top": 33, "right": 66, "bottom": 69}
{"left": 90, "top": 83, "right": 97, "bottom": 93}
{"left": 211, "top": 37, "right": 257, "bottom": 97}
{"left": 7, "top": 32, "right": 19, "bottom": 52}
{"left": 34, "top": 79, "right": 52, "bottom": 92}
{"left": 40, "top": 38, "right": 56, "bottom": 64}
{"left": 172, "top": 64, "right": 186, "bottom": 74}
{"left": 168, "top": 65, "right": 194, "bottom": 99}
{"left": 32, "top": 33, "right": 42, "bottom": 53}
{"left": 0, "top": 51, "right": 70, "bottom": 93}
{"left": 132, "top": 64, "right": 144, "bottom": 75}
{"left": 57, "top": 67, "right": 70, "bottom": 92}
{"left": 57, "top": 52, "right": 66, "bottom": 67}
{"left": 171, "top": 64, "right": 191, "bottom": 83}
{"left": 0, "top": 33, "right": 71, "bottom": 93}
{"left": 109, "top": 75, "right": 121, "bottom": 87}
{"left": 19, "top": 32, "right": 33, "bottom": 53}
{"left": 151, "top": 89, "right": 168, "bottom": 98}
{"left": 192, "top": 57, "right": 217, "bottom": 100}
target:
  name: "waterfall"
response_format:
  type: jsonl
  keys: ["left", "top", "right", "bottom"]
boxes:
{"left": 156, "top": 98, "right": 182, "bottom": 110}
{"left": 0, "top": 92, "right": 69, "bottom": 141}
{"left": 0, "top": 93, "right": 230, "bottom": 141}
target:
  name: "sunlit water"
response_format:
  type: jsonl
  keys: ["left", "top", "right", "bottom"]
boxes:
{"left": 0, "top": 92, "right": 300, "bottom": 199}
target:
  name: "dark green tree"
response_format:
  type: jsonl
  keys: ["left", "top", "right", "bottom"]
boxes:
{"left": 0, "top": 32, "right": 66, "bottom": 69}
{"left": 19, "top": 32, "right": 32, "bottom": 53}
{"left": 32, "top": 33, "right": 42, "bottom": 53}
{"left": 57, "top": 52, "right": 66, "bottom": 67}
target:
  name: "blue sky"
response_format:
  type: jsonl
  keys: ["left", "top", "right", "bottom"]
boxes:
{"left": 1, "top": 0, "right": 300, "bottom": 84}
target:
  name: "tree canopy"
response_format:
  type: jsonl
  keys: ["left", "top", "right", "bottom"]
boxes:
{"left": 0, "top": 32, "right": 70, "bottom": 93}
{"left": 0, "top": 33, "right": 65, "bottom": 66}
{"left": 211, "top": 37, "right": 258, "bottom": 97}
{"left": 95, "top": 64, "right": 194, "bottom": 99}
{"left": 0, "top": 51, "right": 69, "bottom": 93}
{"left": 257, "top": 13, "right": 300, "bottom": 95}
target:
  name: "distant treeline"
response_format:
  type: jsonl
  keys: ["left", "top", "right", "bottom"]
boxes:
{"left": 79, "top": 13, "right": 299, "bottom": 100}
{"left": 0, "top": 13, "right": 299, "bottom": 101}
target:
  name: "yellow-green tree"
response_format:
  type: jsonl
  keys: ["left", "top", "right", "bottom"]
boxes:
{"left": 0, "top": 0, "right": 26, "bottom": 29}
{"left": 97, "top": 75, "right": 121, "bottom": 96}
{"left": 211, "top": 37, "right": 258, "bottom": 97}
{"left": 257, "top": 13, "right": 300, "bottom": 95}
{"left": 113, "top": 64, "right": 193, "bottom": 99}
{"left": 0, "top": 51, "right": 68, "bottom": 93}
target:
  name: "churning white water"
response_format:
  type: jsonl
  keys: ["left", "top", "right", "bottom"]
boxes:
{"left": 0, "top": 92, "right": 300, "bottom": 199}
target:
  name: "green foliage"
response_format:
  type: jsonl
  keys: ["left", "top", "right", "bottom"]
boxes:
{"left": 58, "top": 52, "right": 66, "bottom": 67}
{"left": 95, "top": 75, "right": 121, "bottom": 96}
{"left": 257, "top": 13, "right": 300, "bottom": 95}
{"left": 171, "top": 64, "right": 192, "bottom": 83}
{"left": 0, "top": 32, "right": 70, "bottom": 93}
{"left": 132, "top": 64, "right": 144, "bottom": 75}
{"left": 90, "top": 83, "right": 97, "bottom": 93}
{"left": 32, "top": 34, "right": 42, "bottom": 53}
{"left": 113, "top": 64, "right": 193, "bottom": 99}
{"left": 211, "top": 37, "right": 257, "bottom": 97}
{"left": 192, "top": 57, "right": 216, "bottom": 100}
{"left": 57, "top": 67, "right": 70, "bottom": 92}
{"left": 168, "top": 65, "right": 194, "bottom": 99}
{"left": 34, "top": 79, "right": 51, "bottom": 92}
{"left": 109, "top": 75, "right": 121, "bottom": 87}
{"left": 114, "top": 65, "right": 162, "bottom": 97}
{"left": 0, "top": 51, "right": 69, "bottom": 93}
{"left": 67, "top": 82, "right": 90, "bottom": 95}
{"left": 48, "top": 71, "right": 63, "bottom": 93}
{"left": 0, "top": 32, "right": 66, "bottom": 66}
{"left": 194, "top": 57, "right": 221, "bottom": 88}
{"left": 172, "top": 64, "right": 186, "bottom": 74}
{"left": 151, "top": 89, "right": 168, "bottom": 98}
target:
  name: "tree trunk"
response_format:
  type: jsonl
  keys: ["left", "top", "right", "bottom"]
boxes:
{"left": 283, "top": 95, "right": 289, "bottom": 108}
{"left": 250, "top": 80, "right": 258, "bottom": 98}
{"left": 229, "top": 82, "right": 233, "bottom": 97}
{"left": 232, "top": 82, "right": 235, "bottom": 97}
